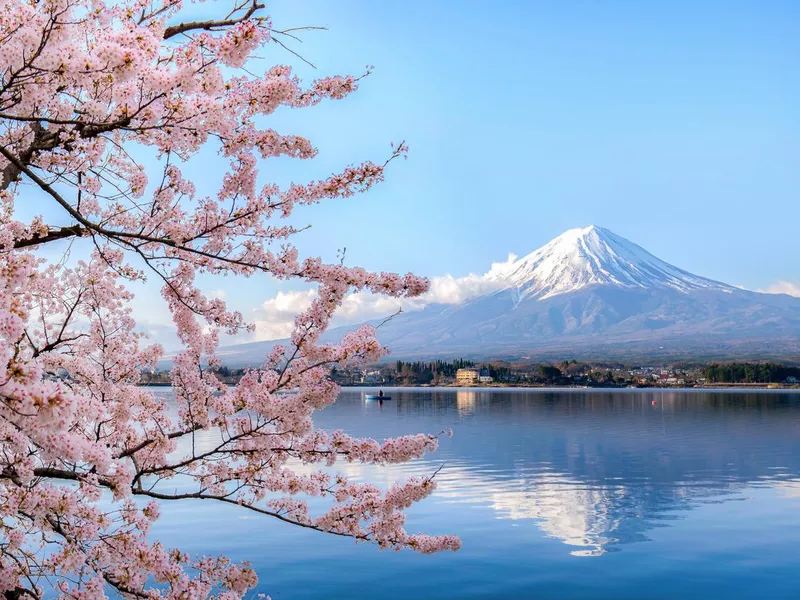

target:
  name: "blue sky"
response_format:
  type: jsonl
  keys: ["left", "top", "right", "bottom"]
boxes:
{"left": 255, "top": 0, "right": 799, "bottom": 287}
{"left": 20, "top": 1, "right": 800, "bottom": 346}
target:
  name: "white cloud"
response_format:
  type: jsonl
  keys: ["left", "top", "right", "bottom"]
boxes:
{"left": 757, "top": 281, "right": 800, "bottom": 297}
{"left": 337, "top": 291, "right": 411, "bottom": 319}
{"left": 250, "top": 289, "right": 401, "bottom": 341}
{"left": 425, "top": 254, "right": 515, "bottom": 304}
{"left": 249, "top": 254, "right": 520, "bottom": 341}
{"left": 124, "top": 253, "right": 525, "bottom": 345}
{"left": 252, "top": 289, "right": 317, "bottom": 340}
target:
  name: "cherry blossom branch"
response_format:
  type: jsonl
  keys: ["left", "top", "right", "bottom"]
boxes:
{"left": 163, "top": 0, "right": 265, "bottom": 39}
{"left": 0, "top": 3, "right": 453, "bottom": 597}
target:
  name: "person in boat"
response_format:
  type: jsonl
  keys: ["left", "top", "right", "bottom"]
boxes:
{"left": 378, "top": 389, "right": 384, "bottom": 398}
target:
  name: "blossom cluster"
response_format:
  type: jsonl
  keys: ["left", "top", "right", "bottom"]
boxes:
{"left": 0, "top": 1, "right": 458, "bottom": 598}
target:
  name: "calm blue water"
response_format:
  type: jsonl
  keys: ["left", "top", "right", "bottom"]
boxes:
{"left": 151, "top": 388, "right": 800, "bottom": 599}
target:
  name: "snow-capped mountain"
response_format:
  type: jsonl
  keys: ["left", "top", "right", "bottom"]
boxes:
{"left": 488, "top": 225, "right": 733, "bottom": 301}
{"left": 218, "top": 226, "right": 800, "bottom": 364}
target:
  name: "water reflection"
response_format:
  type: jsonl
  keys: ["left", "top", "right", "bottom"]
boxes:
{"left": 325, "top": 389, "right": 800, "bottom": 557}
{"left": 146, "top": 388, "right": 800, "bottom": 598}
{"left": 456, "top": 390, "right": 476, "bottom": 414}
{"left": 435, "top": 465, "right": 624, "bottom": 556}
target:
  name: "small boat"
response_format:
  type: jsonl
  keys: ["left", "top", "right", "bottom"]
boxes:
{"left": 364, "top": 394, "right": 391, "bottom": 400}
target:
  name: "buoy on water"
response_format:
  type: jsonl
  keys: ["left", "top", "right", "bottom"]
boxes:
{"left": 651, "top": 400, "right": 657, "bottom": 406}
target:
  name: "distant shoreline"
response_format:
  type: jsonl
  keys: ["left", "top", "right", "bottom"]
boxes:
{"left": 138, "top": 382, "right": 800, "bottom": 391}
{"left": 347, "top": 383, "right": 800, "bottom": 390}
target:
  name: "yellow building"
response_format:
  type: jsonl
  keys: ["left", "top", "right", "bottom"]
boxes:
{"left": 456, "top": 368, "right": 480, "bottom": 385}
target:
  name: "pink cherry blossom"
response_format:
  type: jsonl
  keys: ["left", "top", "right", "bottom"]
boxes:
{"left": 0, "top": 1, "right": 459, "bottom": 597}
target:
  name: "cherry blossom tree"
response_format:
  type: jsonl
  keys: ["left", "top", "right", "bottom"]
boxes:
{"left": 0, "top": 1, "right": 459, "bottom": 597}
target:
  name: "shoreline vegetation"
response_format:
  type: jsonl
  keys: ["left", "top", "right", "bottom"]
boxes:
{"left": 140, "top": 359, "right": 800, "bottom": 390}
{"left": 139, "top": 381, "right": 800, "bottom": 390}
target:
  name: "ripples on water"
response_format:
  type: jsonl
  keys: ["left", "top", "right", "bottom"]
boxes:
{"left": 150, "top": 388, "right": 800, "bottom": 599}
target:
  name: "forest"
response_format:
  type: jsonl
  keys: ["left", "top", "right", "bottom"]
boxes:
{"left": 703, "top": 363, "right": 800, "bottom": 383}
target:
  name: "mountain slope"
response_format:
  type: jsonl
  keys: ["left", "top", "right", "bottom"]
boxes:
{"left": 218, "top": 226, "right": 800, "bottom": 364}
{"left": 489, "top": 225, "right": 733, "bottom": 300}
{"left": 369, "top": 285, "right": 800, "bottom": 357}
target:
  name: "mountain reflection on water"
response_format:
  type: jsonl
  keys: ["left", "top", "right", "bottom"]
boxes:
{"left": 323, "top": 389, "right": 800, "bottom": 557}
{"left": 151, "top": 388, "right": 800, "bottom": 599}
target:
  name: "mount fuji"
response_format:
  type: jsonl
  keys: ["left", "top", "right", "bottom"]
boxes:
{"left": 480, "top": 225, "right": 735, "bottom": 300}
{"left": 220, "top": 226, "right": 800, "bottom": 363}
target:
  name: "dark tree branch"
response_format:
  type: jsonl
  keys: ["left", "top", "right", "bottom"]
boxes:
{"left": 0, "top": 123, "right": 58, "bottom": 191}
{"left": 4, "top": 587, "right": 39, "bottom": 600}
{"left": 10, "top": 225, "right": 86, "bottom": 249}
{"left": 163, "top": 0, "right": 265, "bottom": 39}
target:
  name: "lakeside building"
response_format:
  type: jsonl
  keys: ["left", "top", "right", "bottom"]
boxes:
{"left": 456, "top": 368, "right": 480, "bottom": 385}
{"left": 360, "top": 369, "right": 385, "bottom": 384}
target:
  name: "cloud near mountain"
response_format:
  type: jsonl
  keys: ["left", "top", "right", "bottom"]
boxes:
{"left": 250, "top": 255, "right": 520, "bottom": 341}
{"left": 757, "top": 281, "right": 800, "bottom": 298}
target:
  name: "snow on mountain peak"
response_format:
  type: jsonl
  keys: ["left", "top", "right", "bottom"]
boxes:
{"left": 491, "top": 225, "right": 731, "bottom": 300}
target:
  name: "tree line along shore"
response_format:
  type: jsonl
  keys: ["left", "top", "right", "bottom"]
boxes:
{"left": 139, "top": 360, "right": 800, "bottom": 389}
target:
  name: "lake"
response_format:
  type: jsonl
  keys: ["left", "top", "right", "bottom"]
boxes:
{"left": 151, "top": 388, "right": 800, "bottom": 599}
